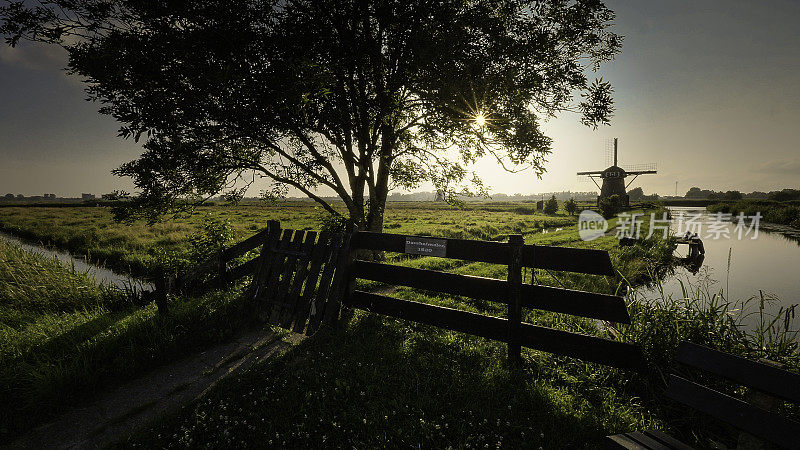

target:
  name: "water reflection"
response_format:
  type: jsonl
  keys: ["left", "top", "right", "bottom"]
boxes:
{"left": 0, "top": 231, "right": 153, "bottom": 291}
{"left": 637, "top": 207, "right": 800, "bottom": 331}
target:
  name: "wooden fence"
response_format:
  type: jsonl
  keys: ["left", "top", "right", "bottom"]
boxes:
{"left": 172, "top": 221, "right": 644, "bottom": 370}
{"left": 176, "top": 227, "right": 272, "bottom": 293}
{"left": 341, "top": 231, "right": 644, "bottom": 369}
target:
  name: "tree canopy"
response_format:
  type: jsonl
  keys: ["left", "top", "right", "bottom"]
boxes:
{"left": 2, "top": 0, "right": 621, "bottom": 231}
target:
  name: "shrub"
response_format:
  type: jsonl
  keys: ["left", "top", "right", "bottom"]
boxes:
{"left": 188, "top": 216, "right": 235, "bottom": 264}
{"left": 598, "top": 194, "right": 622, "bottom": 219}
{"left": 543, "top": 195, "right": 559, "bottom": 215}
{"left": 315, "top": 208, "right": 348, "bottom": 235}
{"left": 564, "top": 197, "right": 577, "bottom": 215}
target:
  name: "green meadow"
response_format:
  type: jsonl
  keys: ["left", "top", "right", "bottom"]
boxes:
{"left": 0, "top": 202, "right": 797, "bottom": 447}
{"left": 0, "top": 202, "right": 579, "bottom": 279}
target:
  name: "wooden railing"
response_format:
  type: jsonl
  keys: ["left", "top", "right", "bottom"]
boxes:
{"left": 341, "top": 231, "right": 643, "bottom": 369}
{"left": 176, "top": 228, "right": 270, "bottom": 294}
{"left": 166, "top": 222, "right": 644, "bottom": 370}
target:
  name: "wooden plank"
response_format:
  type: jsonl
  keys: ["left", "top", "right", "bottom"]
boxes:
{"left": 248, "top": 220, "right": 281, "bottom": 300}
{"left": 616, "top": 432, "right": 671, "bottom": 449}
{"left": 345, "top": 290, "right": 508, "bottom": 341}
{"left": 640, "top": 430, "right": 693, "bottom": 450}
{"left": 605, "top": 430, "right": 692, "bottom": 449}
{"left": 507, "top": 235, "right": 523, "bottom": 364}
{"left": 255, "top": 229, "right": 292, "bottom": 318}
{"left": 522, "top": 245, "right": 615, "bottom": 276}
{"left": 667, "top": 374, "right": 800, "bottom": 448}
{"left": 292, "top": 231, "right": 330, "bottom": 334}
{"left": 350, "top": 261, "right": 629, "bottom": 323}
{"left": 351, "top": 231, "right": 616, "bottom": 275}
{"left": 280, "top": 231, "right": 317, "bottom": 329}
{"left": 525, "top": 285, "right": 630, "bottom": 324}
{"left": 675, "top": 341, "right": 800, "bottom": 404}
{"left": 346, "top": 291, "right": 644, "bottom": 369}
{"left": 269, "top": 230, "right": 306, "bottom": 325}
{"left": 323, "top": 223, "right": 356, "bottom": 326}
{"left": 352, "top": 260, "right": 501, "bottom": 298}
{"left": 306, "top": 233, "right": 343, "bottom": 334}
{"left": 351, "top": 231, "right": 508, "bottom": 264}
{"left": 519, "top": 321, "right": 644, "bottom": 369}
{"left": 222, "top": 228, "right": 269, "bottom": 261}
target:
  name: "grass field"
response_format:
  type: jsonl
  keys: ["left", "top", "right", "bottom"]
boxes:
{"left": 1, "top": 201, "right": 797, "bottom": 447}
{"left": 0, "top": 202, "right": 578, "bottom": 279}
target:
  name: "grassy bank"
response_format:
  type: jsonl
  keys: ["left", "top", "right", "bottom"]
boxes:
{"left": 0, "top": 239, "right": 264, "bottom": 442}
{"left": 708, "top": 200, "right": 800, "bottom": 229}
{"left": 0, "top": 202, "right": 577, "bottom": 279}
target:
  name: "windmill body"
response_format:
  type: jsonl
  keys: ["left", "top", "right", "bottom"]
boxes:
{"left": 577, "top": 138, "right": 657, "bottom": 207}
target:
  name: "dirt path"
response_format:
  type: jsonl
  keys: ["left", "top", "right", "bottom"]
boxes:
{"left": 6, "top": 328, "right": 301, "bottom": 449}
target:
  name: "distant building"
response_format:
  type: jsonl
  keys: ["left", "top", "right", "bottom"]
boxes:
{"left": 44, "top": 193, "right": 56, "bottom": 199}
{"left": 81, "top": 193, "right": 96, "bottom": 200}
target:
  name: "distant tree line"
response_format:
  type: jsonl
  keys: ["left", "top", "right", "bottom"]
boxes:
{"left": 685, "top": 187, "right": 800, "bottom": 201}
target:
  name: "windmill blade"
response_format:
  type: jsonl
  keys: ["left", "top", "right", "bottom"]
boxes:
{"left": 604, "top": 138, "right": 615, "bottom": 167}
{"left": 577, "top": 174, "right": 602, "bottom": 190}
{"left": 622, "top": 162, "right": 657, "bottom": 173}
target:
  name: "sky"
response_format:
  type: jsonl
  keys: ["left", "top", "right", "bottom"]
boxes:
{"left": 1, "top": 0, "right": 799, "bottom": 198}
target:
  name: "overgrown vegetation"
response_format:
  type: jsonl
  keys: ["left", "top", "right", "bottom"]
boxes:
{"left": 3, "top": 202, "right": 796, "bottom": 448}
{"left": 0, "top": 239, "right": 261, "bottom": 442}
{"left": 598, "top": 194, "right": 623, "bottom": 219}
{"left": 708, "top": 200, "right": 800, "bottom": 229}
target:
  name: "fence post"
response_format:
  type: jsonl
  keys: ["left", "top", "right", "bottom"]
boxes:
{"left": 507, "top": 234, "right": 524, "bottom": 365}
{"left": 247, "top": 219, "right": 280, "bottom": 301}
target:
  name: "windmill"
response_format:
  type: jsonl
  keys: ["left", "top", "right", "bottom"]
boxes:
{"left": 577, "top": 138, "right": 657, "bottom": 207}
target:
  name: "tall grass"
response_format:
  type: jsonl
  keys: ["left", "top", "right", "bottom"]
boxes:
{"left": 0, "top": 240, "right": 262, "bottom": 442}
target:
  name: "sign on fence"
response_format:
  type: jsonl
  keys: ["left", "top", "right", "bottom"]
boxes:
{"left": 404, "top": 236, "right": 447, "bottom": 257}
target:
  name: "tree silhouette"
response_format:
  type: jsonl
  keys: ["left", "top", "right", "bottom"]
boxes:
{"left": 564, "top": 197, "right": 577, "bottom": 215}
{"left": 544, "top": 195, "right": 559, "bottom": 215}
{"left": 2, "top": 0, "right": 621, "bottom": 230}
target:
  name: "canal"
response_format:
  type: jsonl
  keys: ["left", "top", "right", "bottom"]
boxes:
{"left": 0, "top": 231, "right": 153, "bottom": 291}
{"left": 638, "top": 207, "right": 800, "bottom": 332}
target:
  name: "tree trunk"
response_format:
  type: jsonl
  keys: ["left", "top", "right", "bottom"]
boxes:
{"left": 366, "top": 205, "right": 385, "bottom": 233}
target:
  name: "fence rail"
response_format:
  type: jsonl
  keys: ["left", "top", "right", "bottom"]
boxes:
{"left": 351, "top": 231, "right": 616, "bottom": 275}
{"left": 346, "top": 230, "right": 642, "bottom": 369}
{"left": 166, "top": 222, "right": 643, "bottom": 370}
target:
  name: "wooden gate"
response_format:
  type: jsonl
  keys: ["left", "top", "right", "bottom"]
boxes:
{"left": 247, "top": 220, "right": 349, "bottom": 334}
